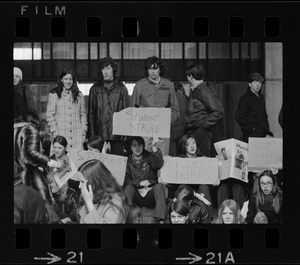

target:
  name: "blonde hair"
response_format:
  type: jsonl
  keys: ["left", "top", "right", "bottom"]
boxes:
{"left": 216, "top": 199, "right": 244, "bottom": 224}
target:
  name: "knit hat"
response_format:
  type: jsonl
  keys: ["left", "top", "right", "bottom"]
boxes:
{"left": 14, "top": 67, "right": 23, "bottom": 81}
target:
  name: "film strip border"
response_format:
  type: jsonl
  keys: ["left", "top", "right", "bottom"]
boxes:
{"left": 1, "top": 1, "right": 300, "bottom": 264}
{"left": 9, "top": 2, "right": 288, "bottom": 41}
{"left": 10, "top": 225, "right": 281, "bottom": 264}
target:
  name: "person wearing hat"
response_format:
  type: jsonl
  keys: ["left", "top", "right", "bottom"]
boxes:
{"left": 13, "top": 67, "right": 37, "bottom": 114}
{"left": 131, "top": 56, "right": 180, "bottom": 156}
{"left": 235, "top": 72, "right": 273, "bottom": 143}
{"left": 245, "top": 170, "right": 282, "bottom": 224}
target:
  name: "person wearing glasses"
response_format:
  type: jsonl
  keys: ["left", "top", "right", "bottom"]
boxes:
{"left": 245, "top": 170, "right": 282, "bottom": 224}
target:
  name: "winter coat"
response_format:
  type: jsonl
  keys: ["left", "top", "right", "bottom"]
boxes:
{"left": 14, "top": 83, "right": 37, "bottom": 112}
{"left": 78, "top": 194, "right": 126, "bottom": 224}
{"left": 131, "top": 77, "right": 180, "bottom": 126}
{"left": 46, "top": 90, "right": 87, "bottom": 149}
{"left": 235, "top": 87, "right": 273, "bottom": 142}
{"left": 88, "top": 80, "right": 130, "bottom": 140}
{"left": 14, "top": 90, "right": 27, "bottom": 118}
{"left": 53, "top": 188, "right": 79, "bottom": 223}
{"left": 14, "top": 122, "right": 56, "bottom": 207}
{"left": 185, "top": 81, "right": 224, "bottom": 131}
{"left": 188, "top": 197, "right": 210, "bottom": 224}
{"left": 124, "top": 149, "right": 164, "bottom": 188}
{"left": 14, "top": 181, "right": 49, "bottom": 224}
{"left": 171, "top": 91, "right": 187, "bottom": 132}
{"left": 245, "top": 194, "right": 282, "bottom": 224}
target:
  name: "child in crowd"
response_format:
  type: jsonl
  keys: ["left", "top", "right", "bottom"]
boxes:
{"left": 77, "top": 159, "right": 130, "bottom": 223}
{"left": 166, "top": 184, "right": 210, "bottom": 224}
{"left": 168, "top": 200, "right": 190, "bottom": 224}
{"left": 245, "top": 170, "right": 282, "bottom": 224}
{"left": 123, "top": 136, "right": 166, "bottom": 223}
{"left": 215, "top": 199, "right": 245, "bottom": 224}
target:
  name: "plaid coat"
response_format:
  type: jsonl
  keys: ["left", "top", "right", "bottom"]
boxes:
{"left": 46, "top": 91, "right": 87, "bottom": 150}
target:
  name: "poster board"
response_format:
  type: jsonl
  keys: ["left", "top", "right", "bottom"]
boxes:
{"left": 112, "top": 107, "right": 171, "bottom": 138}
{"left": 69, "top": 149, "right": 128, "bottom": 186}
{"left": 248, "top": 137, "right": 283, "bottom": 171}
{"left": 51, "top": 155, "right": 78, "bottom": 188}
{"left": 159, "top": 156, "right": 219, "bottom": 185}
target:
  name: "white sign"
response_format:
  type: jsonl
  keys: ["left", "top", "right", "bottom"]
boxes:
{"left": 214, "top": 138, "right": 249, "bottom": 183}
{"left": 248, "top": 137, "right": 283, "bottom": 171}
{"left": 69, "top": 149, "right": 128, "bottom": 186}
{"left": 112, "top": 107, "right": 171, "bottom": 138}
{"left": 49, "top": 155, "right": 78, "bottom": 188}
{"left": 159, "top": 156, "right": 219, "bottom": 185}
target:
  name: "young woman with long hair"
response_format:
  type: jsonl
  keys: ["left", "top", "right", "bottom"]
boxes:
{"left": 215, "top": 199, "right": 244, "bottom": 224}
{"left": 245, "top": 170, "right": 282, "bottom": 224}
{"left": 77, "top": 159, "right": 130, "bottom": 223}
{"left": 46, "top": 68, "right": 87, "bottom": 151}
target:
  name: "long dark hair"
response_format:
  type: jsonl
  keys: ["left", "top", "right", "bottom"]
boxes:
{"left": 50, "top": 68, "right": 80, "bottom": 103}
{"left": 255, "top": 170, "right": 282, "bottom": 214}
{"left": 77, "top": 159, "right": 130, "bottom": 222}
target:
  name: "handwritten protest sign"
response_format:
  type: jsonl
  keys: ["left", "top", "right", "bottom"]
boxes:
{"left": 112, "top": 107, "right": 171, "bottom": 138}
{"left": 248, "top": 137, "right": 283, "bottom": 171}
{"left": 50, "top": 155, "right": 78, "bottom": 188}
{"left": 159, "top": 156, "right": 219, "bottom": 184}
{"left": 214, "top": 138, "right": 249, "bottom": 183}
{"left": 69, "top": 149, "right": 128, "bottom": 186}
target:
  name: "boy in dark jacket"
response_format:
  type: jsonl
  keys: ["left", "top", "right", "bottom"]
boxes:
{"left": 235, "top": 72, "right": 273, "bottom": 143}
{"left": 123, "top": 136, "right": 166, "bottom": 222}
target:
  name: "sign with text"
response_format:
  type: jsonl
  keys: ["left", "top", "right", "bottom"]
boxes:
{"left": 112, "top": 107, "right": 171, "bottom": 138}
{"left": 69, "top": 149, "right": 128, "bottom": 186}
{"left": 159, "top": 156, "right": 219, "bottom": 184}
{"left": 214, "top": 138, "right": 249, "bottom": 183}
{"left": 248, "top": 137, "right": 283, "bottom": 171}
{"left": 50, "top": 155, "right": 78, "bottom": 188}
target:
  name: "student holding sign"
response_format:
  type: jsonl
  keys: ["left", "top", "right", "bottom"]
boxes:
{"left": 130, "top": 56, "right": 180, "bottom": 156}
{"left": 123, "top": 136, "right": 167, "bottom": 223}
{"left": 177, "top": 134, "right": 216, "bottom": 221}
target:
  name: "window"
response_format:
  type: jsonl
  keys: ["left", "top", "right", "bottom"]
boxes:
{"left": 161, "top": 43, "right": 182, "bottom": 58}
{"left": 90, "top": 43, "right": 98, "bottom": 59}
{"left": 109, "top": 43, "right": 121, "bottom": 59}
{"left": 123, "top": 43, "right": 159, "bottom": 59}
{"left": 76, "top": 43, "right": 88, "bottom": 59}
{"left": 53, "top": 43, "right": 74, "bottom": 59}
{"left": 14, "top": 42, "right": 32, "bottom": 60}
{"left": 184, "top": 43, "right": 197, "bottom": 59}
{"left": 199, "top": 43, "right": 206, "bottom": 59}
{"left": 208, "top": 43, "right": 229, "bottom": 59}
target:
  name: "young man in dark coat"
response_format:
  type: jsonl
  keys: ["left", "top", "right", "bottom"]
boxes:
{"left": 88, "top": 57, "right": 130, "bottom": 155}
{"left": 184, "top": 63, "right": 224, "bottom": 157}
{"left": 235, "top": 72, "right": 273, "bottom": 143}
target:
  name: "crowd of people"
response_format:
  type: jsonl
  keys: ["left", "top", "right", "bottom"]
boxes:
{"left": 13, "top": 56, "right": 283, "bottom": 224}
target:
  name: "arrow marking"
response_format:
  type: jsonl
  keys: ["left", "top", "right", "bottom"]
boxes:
{"left": 34, "top": 252, "right": 61, "bottom": 264}
{"left": 176, "top": 252, "right": 202, "bottom": 264}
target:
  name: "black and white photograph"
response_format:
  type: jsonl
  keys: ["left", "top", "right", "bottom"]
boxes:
{"left": 3, "top": 1, "right": 300, "bottom": 264}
